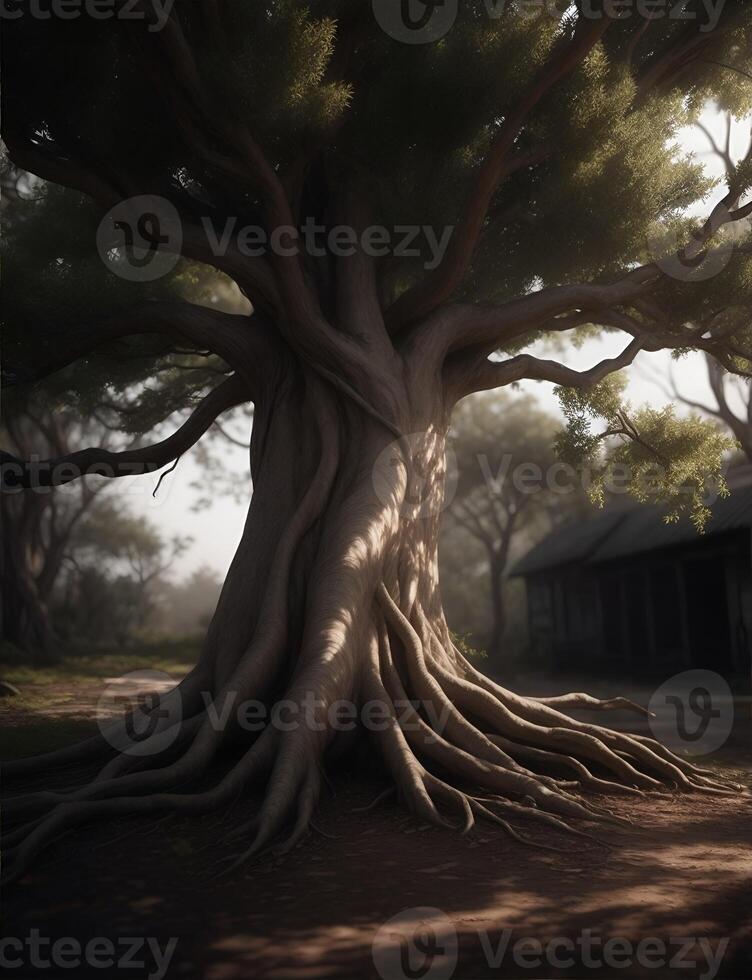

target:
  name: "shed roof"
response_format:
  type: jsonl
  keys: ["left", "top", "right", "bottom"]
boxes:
{"left": 513, "top": 470, "right": 752, "bottom": 577}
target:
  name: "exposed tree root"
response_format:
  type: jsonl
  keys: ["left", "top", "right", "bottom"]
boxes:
{"left": 2, "top": 561, "right": 746, "bottom": 887}
{"left": 351, "top": 786, "right": 395, "bottom": 813}
{"left": 5, "top": 0, "right": 752, "bottom": 900}
{"left": 531, "top": 693, "right": 652, "bottom": 716}
{"left": 2, "top": 730, "right": 277, "bottom": 888}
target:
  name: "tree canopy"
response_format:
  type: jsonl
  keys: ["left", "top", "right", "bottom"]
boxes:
{"left": 3, "top": 2, "right": 751, "bottom": 417}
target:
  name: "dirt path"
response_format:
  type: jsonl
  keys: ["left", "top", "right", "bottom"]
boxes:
{"left": 3, "top": 674, "right": 751, "bottom": 980}
{"left": 4, "top": 775, "right": 751, "bottom": 979}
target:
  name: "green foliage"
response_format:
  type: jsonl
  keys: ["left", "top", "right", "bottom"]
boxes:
{"left": 205, "top": 3, "right": 352, "bottom": 147}
{"left": 1, "top": 160, "right": 244, "bottom": 437}
{"left": 556, "top": 375, "right": 737, "bottom": 530}
{"left": 2, "top": 0, "right": 751, "bottom": 542}
{"left": 5, "top": 2, "right": 751, "bottom": 320}
{"left": 450, "top": 631, "right": 486, "bottom": 662}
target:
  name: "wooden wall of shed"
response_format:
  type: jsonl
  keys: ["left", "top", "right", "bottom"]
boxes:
{"left": 522, "top": 528, "right": 751, "bottom": 684}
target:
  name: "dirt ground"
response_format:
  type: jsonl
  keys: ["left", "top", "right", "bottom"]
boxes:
{"left": 3, "top": 669, "right": 751, "bottom": 980}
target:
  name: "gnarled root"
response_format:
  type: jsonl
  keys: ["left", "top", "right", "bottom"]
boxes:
{"left": 2, "top": 570, "right": 745, "bottom": 886}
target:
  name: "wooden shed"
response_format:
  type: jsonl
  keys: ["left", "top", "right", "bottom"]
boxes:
{"left": 512, "top": 467, "right": 752, "bottom": 682}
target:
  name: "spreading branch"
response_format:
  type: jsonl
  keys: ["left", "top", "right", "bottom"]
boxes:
{"left": 4, "top": 301, "right": 281, "bottom": 400}
{"left": 386, "top": 16, "right": 611, "bottom": 333}
{"left": 466, "top": 337, "right": 646, "bottom": 396}
{"left": 2, "top": 376, "right": 249, "bottom": 489}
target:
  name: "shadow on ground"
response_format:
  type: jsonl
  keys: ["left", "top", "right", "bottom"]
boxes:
{"left": 2, "top": 672, "right": 751, "bottom": 980}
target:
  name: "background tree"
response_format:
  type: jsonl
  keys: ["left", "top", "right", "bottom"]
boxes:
{"left": 1, "top": 157, "right": 250, "bottom": 659}
{"left": 54, "top": 501, "right": 191, "bottom": 646}
{"left": 441, "top": 392, "right": 571, "bottom": 663}
{"left": 152, "top": 566, "right": 225, "bottom": 638}
{"left": 1, "top": 398, "right": 120, "bottom": 661}
{"left": 2, "top": 2, "right": 752, "bottom": 882}
{"left": 657, "top": 352, "right": 752, "bottom": 462}
{"left": 646, "top": 111, "right": 752, "bottom": 463}
{"left": 1, "top": 396, "right": 194, "bottom": 657}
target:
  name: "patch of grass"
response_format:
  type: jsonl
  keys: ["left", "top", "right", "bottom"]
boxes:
{"left": 0, "top": 639, "right": 199, "bottom": 688}
{"left": 450, "top": 631, "right": 487, "bottom": 661}
{"left": 0, "top": 640, "right": 200, "bottom": 761}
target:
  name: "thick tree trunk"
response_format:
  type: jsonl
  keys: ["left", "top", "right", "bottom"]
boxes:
{"left": 4, "top": 1, "right": 751, "bottom": 889}
{"left": 2, "top": 373, "right": 741, "bottom": 884}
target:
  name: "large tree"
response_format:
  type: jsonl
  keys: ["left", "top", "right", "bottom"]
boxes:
{"left": 660, "top": 351, "right": 752, "bottom": 460}
{"left": 1, "top": 400, "right": 120, "bottom": 662}
{"left": 2, "top": 1, "right": 751, "bottom": 882}
{"left": 55, "top": 500, "right": 191, "bottom": 645}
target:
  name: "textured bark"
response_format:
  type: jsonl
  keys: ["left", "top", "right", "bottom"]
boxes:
{"left": 4, "top": 6, "right": 751, "bottom": 886}
{"left": 3, "top": 361, "right": 742, "bottom": 885}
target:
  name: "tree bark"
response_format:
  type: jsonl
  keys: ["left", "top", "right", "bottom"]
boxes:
{"left": 4, "top": 11, "right": 750, "bottom": 874}
{"left": 3, "top": 364, "right": 740, "bottom": 885}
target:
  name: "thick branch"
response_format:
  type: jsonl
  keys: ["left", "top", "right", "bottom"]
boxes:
{"left": 5, "top": 301, "right": 281, "bottom": 397}
{"left": 411, "top": 269, "right": 659, "bottom": 375}
{"left": 413, "top": 178, "right": 751, "bottom": 398}
{"left": 126, "top": 7, "right": 343, "bottom": 350}
{"left": 2, "top": 127, "right": 280, "bottom": 313}
{"left": 386, "top": 17, "right": 610, "bottom": 333}
{"left": 465, "top": 337, "right": 645, "bottom": 397}
{"left": 2, "top": 376, "right": 248, "bottom": 489}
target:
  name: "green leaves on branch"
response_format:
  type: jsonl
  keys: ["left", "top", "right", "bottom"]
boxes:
{"left": 555, "top": 374, "right": 737, "bottom": 531}
{"left": 201, "top": 4, "right": 352, "bottom": 154}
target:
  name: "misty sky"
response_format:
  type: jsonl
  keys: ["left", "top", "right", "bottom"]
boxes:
{"left": 122, "top": 106, "right": 751, "bottom": 581}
